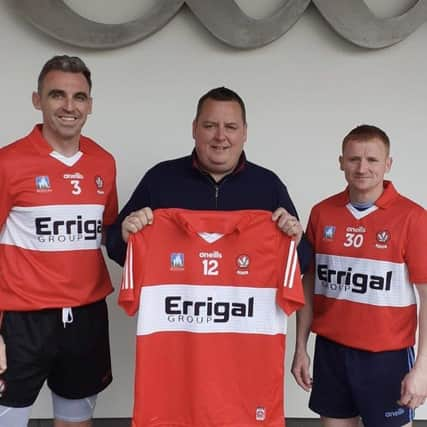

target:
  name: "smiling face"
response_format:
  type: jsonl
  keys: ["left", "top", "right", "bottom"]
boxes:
{"left": 32, "top": 70, "right": 92, "bottom": 156}
{"left": 192, "top": 99, "right": 247, "bottom": 182}
{"left": 339, "top": 137, "right": 392, "bottom": 203}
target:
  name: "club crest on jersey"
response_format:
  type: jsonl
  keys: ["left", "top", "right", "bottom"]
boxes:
{"left": 95, "top": 175, "right": 105, "bottom": 194}
{"left": 376, "top": 230, "right": 390, "bottom": 249}
{"left": 236, "top": 254, "right": 250, "bottom": 275}
{"left": 256, "top": 407, "right": 266, "bottom": 421}
{"left": 323, "top": 225, "right": 336, "bottom": 241}
{"left": 35, "top": 176, "right": 51, "bottom": 192}
{"left": 170, "top": 253, "right": 184, "bottom": 270}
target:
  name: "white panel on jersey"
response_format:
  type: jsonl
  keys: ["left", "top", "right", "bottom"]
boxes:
{"left": 137, "top": 284, "right": 287, "bottom": 336}
{"left": 0, "top": 204, "right": 104, "bottom": 251}
{"left": 314, "top": 253, "right": 416, "bottom": 307}
{"left": 50, "top": 150, "right": 83, "bottom": 166}
{"left": 198, "top": 232, "right": 224, "bottom": 243}
{"left": 346, "top": 203, "right": 378, "bottom": 219}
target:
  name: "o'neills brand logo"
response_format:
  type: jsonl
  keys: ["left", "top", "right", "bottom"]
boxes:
{"left": 199, "top": 250, "right": 222, "bottom": 259}
{"left": 317, "top": 265, "right": 392, "bottom": 294}
{"left": 165, "top": 296, "right": 254, "bottom": 323}
{"left": 63, "top": 173, "right": 84, "bottom": 180}
{"left": 35, "top": 215, "right": 102, "bottom": 242}
{"left": 385, "top": 408, "right": 405, "bottom": 418}
{"left": 346, "top": 226, "right": 366, "bottom": 233}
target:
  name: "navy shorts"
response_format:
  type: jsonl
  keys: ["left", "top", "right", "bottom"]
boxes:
{"left": 0, "top": 299, "right": 112, "bottom": 407}
{"left": 309, "top": 335, "right": 414, "bottom": 427}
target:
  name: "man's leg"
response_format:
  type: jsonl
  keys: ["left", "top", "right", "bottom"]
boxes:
{"left": 0, "top": 311, "right": 54, "bottom": 427}
{"left": 309, "top": 337, "right": 359, "bottom": 422}
{"left": 52, "top": 392, "right": 97, "bottom": 427}
{"left": 0, "top": 405, "right": 32, "bottom": 427}
{"left": 350, "top": 347, "right": 415, "bottom": 427}
{"left": 321, "top": 416, "right": 361, "bottom": 427}
{"left": 49, "top": 302, "right": 111, "bottom": 427}
{"left": 54, "top": 420, "right": 91, "bottom": 427}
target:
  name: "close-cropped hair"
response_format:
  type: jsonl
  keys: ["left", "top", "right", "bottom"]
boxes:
{"left": 196, "top": 86, "right": 247, "bottom": 124}
{"left": 342, "top": 124, "right": 390, "bottom": 154}
{"left": 37, "top": 55, "right": 92, "bottom": 93}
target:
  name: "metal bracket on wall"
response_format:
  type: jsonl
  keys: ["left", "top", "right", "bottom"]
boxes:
{"left": 10, "top": 0, "right": 427, "bottom": 49}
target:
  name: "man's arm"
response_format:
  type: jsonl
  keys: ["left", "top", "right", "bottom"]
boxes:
{"left": 272, "top": 208, "right": 303, "bottom": 245}
{"left": 0, "top": 312, "right": 6, "bottom": 375}
{"left": 0, "top": 335, "right": 6, "bottom": 374}
{"left": 274, "top": 180, "right": 312, "bottom": 274}
{"left": 121, "top": 207, "right": 153, "bottom": 243}
{"left": 291, "top": 270, "right": 315, "bottom": 391}
{"left": 398, "top": 284, "right": 427, "bottom": 409}
{"left": 106, "top": 177, "right": 152, "bottom": 266}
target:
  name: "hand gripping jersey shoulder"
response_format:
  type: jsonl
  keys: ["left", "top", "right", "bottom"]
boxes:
{"left": 119, "top": 208, "right": 304, "bottom": 427}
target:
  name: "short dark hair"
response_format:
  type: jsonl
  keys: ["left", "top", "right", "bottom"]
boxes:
{"left": 342, "top": 125, "right": 390, "bottom": 154}
{"left": 196, "top": 87, "right": 246, "bottom": 124}
{"left": 37, "top": 55, "right": 92, "bottom": 93}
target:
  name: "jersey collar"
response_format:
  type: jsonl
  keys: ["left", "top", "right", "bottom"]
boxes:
{"left": 339, "top": 180, "right": 398, "bottom": 208}
{"left": 172, "top": 208, "right": 254, "bottom": 236}
{"left": 28, "top": 124, "right": 92, "bottom": 156}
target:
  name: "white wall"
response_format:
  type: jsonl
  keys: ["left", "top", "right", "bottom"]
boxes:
{"left": 0, "top": 0, "right": 426, "bottom": 420}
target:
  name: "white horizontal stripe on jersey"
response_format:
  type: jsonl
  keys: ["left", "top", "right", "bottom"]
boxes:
{"left": 136, "top": 284, "right": 287, "bottom": 336}
{"left": 0, "top": 204, "right": 104, "bottom": 251}
{"left": 314, "top": 253, "right": 416, "bottom": 307}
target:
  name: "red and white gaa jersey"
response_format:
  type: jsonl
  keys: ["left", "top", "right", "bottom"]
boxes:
{"left": 307, "top": 181, "right": 427, "bottom": 351}
{"left": 0, "top": 125, "right": 118, "bottom": 310}
{"left": 120, "top": 208, "right": 303, "bottom": 427}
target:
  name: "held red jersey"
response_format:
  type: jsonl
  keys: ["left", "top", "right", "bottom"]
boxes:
{"left": 307, "top": 181, "right": 427, "bottom": 351}
{"left": 0, "top": 125, "right": 118, "bottom": 310}
{"left": 119, "top": 208, "right": 304, "bottom": 427}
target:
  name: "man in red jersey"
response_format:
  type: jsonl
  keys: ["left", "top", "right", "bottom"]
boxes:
{"left": 292, "top": 125, "right": 427, "bottom": 427}
{"left": 0, "top": 55, "right": 118, "bottom": 427}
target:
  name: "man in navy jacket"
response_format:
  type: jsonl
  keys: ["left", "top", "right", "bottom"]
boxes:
{"left": 107, "top": 87, "right": 310, "bottom": 270}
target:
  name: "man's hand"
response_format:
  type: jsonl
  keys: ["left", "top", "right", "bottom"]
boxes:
{"left": 272, "top": 208, "right": 303, "bottom": 245}
{"left": 0, "top": 334, "right": 6, "bottom": 374}
{"left": 291, "top": 348, "right": 312, "bottom": 392}
{"left": 121, "top": 207, "right": 154, "bottom": 242}
{"left": 398, "top": 365, "right": 427, "bottom": 409}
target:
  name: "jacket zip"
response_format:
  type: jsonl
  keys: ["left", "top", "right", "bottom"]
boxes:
{"left": 214, "top": 185, "right": 219, "bottom": 208}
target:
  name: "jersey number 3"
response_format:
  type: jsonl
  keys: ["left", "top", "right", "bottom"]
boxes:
{"left": 70, "top": 180, "right": 82, "bottom": 195}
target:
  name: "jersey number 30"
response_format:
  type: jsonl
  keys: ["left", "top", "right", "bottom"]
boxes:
{"left": 344, "top": 232, "right": 364, "bottom": 248}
